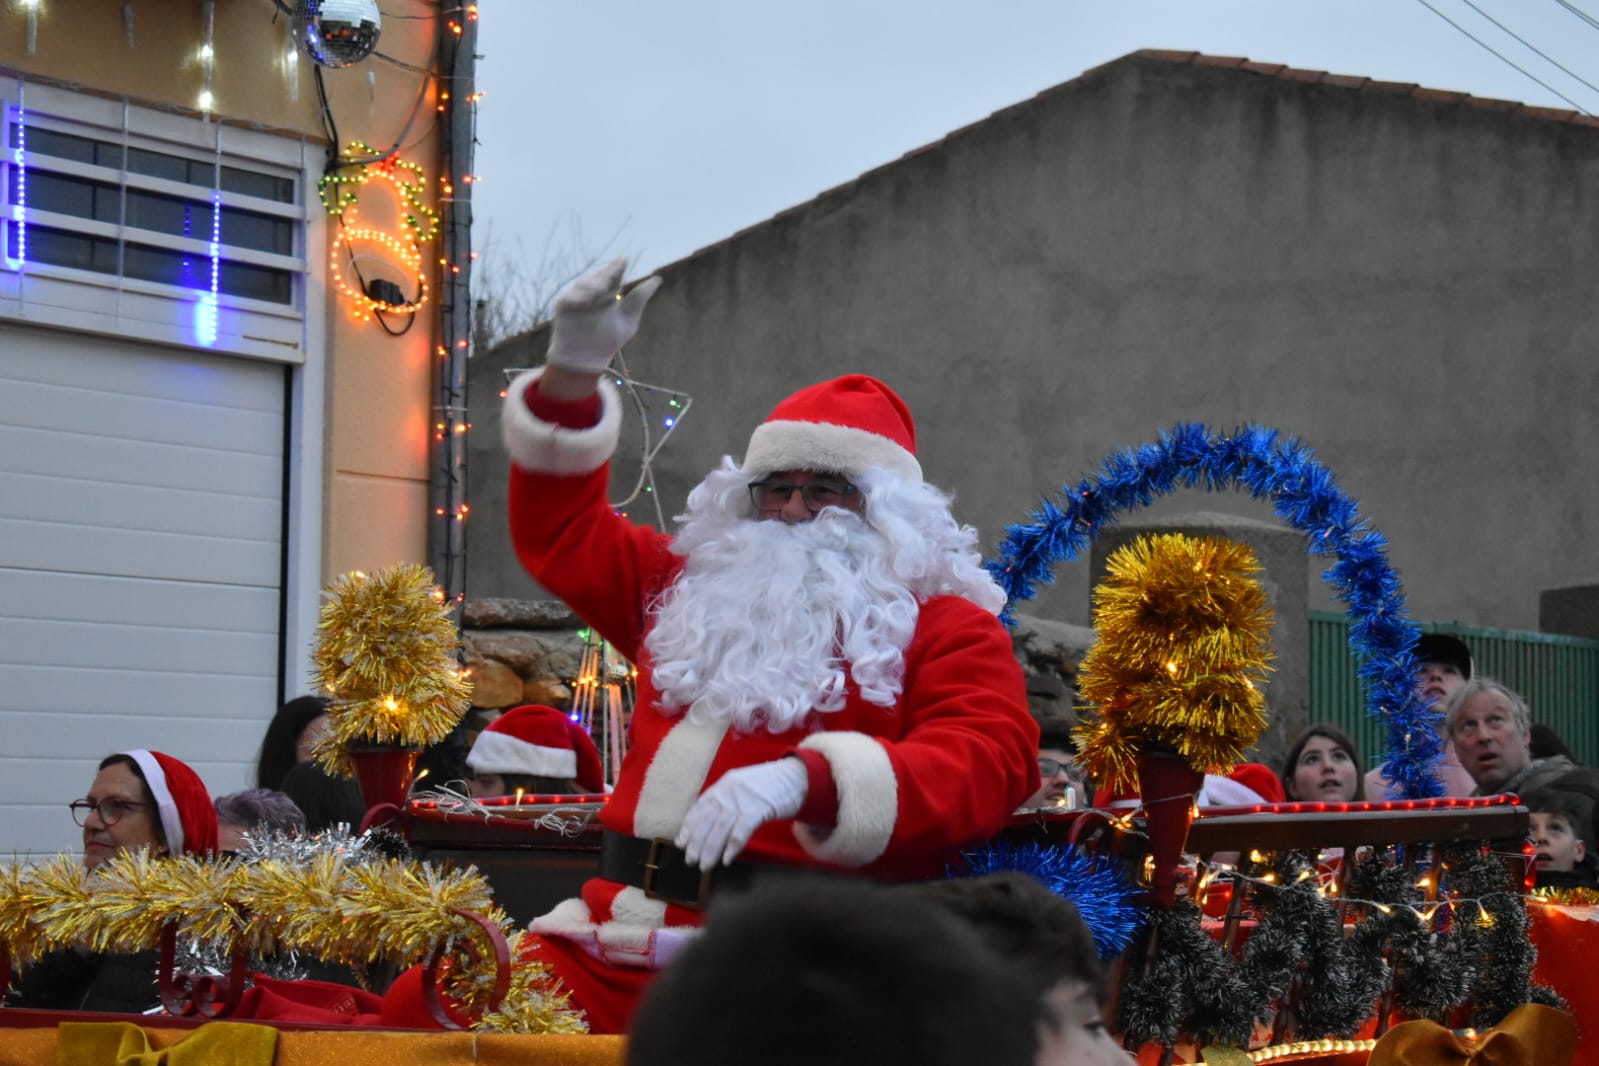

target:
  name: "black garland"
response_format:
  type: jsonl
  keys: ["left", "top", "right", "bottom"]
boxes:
{"left": 1115, "top": 845, "right": 1559, "bottom": 1053}
{"left": 1247, "top": 852, "right": 1388, "bottom": 1039}
{"left": 1118, "top": 898, "right": 1252, "bottom": 1049}
{"left": 1439, "top": 845, "right": 1566, "bottom": 1027}
{"left": 1345, "top": 850, "right": 1475, "bottom": 1020}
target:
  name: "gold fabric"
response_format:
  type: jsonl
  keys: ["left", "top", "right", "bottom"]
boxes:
{"left": 1366, "top": 1004, "right": 1577, "bottom": 1066}
{"left": 54, "top": 1021, "right": 277, "bottom": 1066}
{"left": 0, "top": 1026, "right": 626, "bottom": 1066}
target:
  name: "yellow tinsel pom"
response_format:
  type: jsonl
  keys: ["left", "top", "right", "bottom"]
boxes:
{"left": 0, "top": 855, "right": 84, "bottom": 964}
{"left": 470, "top": 931, "right": 589, "bottom": 1034}
{"left": 310, "top": 562, "right": 473, "bottom": 775}
{"left": 1075, "top": 533, "right": 1275, "bottom": 792}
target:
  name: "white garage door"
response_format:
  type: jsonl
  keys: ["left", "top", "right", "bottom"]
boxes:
{"left": 0, "top": 322, "right": 286, "bottom": 860}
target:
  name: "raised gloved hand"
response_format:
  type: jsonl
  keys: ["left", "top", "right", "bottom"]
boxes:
{"left": 676, "top": 756, "right": 809, "bottom": 871}
{"left": 544, "top": 256, "right": 663, "bottom": 374}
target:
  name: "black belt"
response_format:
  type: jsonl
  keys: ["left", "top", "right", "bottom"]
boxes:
{"left": 599, "top": 830, "right": 778, "bottom": 910}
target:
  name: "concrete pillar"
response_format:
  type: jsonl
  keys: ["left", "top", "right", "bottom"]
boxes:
{"left": 1087, "top": 511, "right": 1310, "bottom": 775}
{"left": 1541, "top": 584, "right": 1599, "bottom": 641}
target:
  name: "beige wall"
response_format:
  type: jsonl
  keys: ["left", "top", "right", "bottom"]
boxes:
{"left": 0, "top": 0, "right": 445, "bottom": 584}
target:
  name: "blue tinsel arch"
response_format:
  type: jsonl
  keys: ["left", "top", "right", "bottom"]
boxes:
{"left": 986, "top": 422, "right": 1443, "bottom": 800}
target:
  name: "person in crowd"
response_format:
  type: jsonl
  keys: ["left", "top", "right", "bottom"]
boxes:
{"left": 913, "top": 872, "right": 1135, "bottom": 1065}
{"left": 1530, "top": 723, "right": 1579, "bottom": 763}
{"left": 465, "top": 704, "right": 606, "bottom": 798}
{"left": 1365, "top": 633, "right": 1477, "bottom": 799}
{"left": 256, "top": 695, "right": 332, "bottom": 791}
{"left": 1024, "top": 725, "right": 1086, "bottom": 810}
{"left": 1525, "top": 788, "right": 1599, "bottom": 890}
{"left": 1448, "top": 677, "right": 1577, "bottom": 797}
{"left": 1281, "top": 723, "right": 1364, "bottom": 803}
{"left": 6, "top": 750, "right": 217, "bottom": 1013}
{"left": 406, "top": 257, "right": 1036, "bottom": 1033}
{"left": 625, "top": 878, "right": 1039, "bottom": 1066}
{"left": 214, "top": 788, "right": 306, "bottom": 852}
{"left": 278, "top": 759, "right": 366, "bottom": 834}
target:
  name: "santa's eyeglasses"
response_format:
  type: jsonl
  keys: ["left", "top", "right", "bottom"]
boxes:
{"left": 1038, "top": 758, "right": 1078, "bottom": 778}
{"left": 748, "top": 478, "right": 858, "bottom": 513}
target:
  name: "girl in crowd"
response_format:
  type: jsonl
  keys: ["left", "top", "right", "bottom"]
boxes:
{"left": 255, "top": 695, "right": 332, "bottom": 791}
{"left": 1280, "top": 724, "right": 1364, "bottom": 803}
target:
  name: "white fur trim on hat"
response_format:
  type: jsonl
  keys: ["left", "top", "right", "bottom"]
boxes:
{"left": 744, "top": 419, "right": 922, "bottom": 484}
{"left": 466, "top": 730, "right": 578, "bottom": 779}
{"left": 501, "top": 366, "right": 623, "bottom": 475}
{"left": 792, "top": 732, "right": 897, "bottom": 867}
{"left": 125, "top": 748, "right": 184, "bottom": 855}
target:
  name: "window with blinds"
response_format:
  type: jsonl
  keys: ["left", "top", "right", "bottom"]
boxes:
{"left": 1, "top": 92, "right": 309, "bottom": 352}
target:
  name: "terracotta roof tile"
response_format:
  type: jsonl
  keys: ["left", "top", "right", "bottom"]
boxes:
{"left": 1320, "top": 73, "right": 1372, "bottom": 90}
{"left": 1363, "top": 78, "right": 1423, "bottom": 95}
{"left": 1280, "top": 67, "right": 1332, "bottom": 84}
{"left": 1193, "top": 54, "right": 1250, "bottom": 69}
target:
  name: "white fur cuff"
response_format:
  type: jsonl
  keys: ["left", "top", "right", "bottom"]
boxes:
{"left": 793, "top": 732, "right": 897, "bottom": 867}
{"left": 501, "top": 366, "right": 623, "bottom": 475}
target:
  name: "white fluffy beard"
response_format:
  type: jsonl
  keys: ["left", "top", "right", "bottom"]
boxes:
{"left": 644, "top": 461, "right": 1006, "bottom": 735}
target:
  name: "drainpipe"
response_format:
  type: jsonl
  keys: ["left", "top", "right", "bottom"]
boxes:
{"left": 429, "top": 3, "right": 477, "bottom": 618}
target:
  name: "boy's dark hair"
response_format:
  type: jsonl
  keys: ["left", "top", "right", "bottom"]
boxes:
{"left": 1526, "top": 788, "right": 1587, "bottom": 828}
{"left": 910, "top": 871, "right": 1107, "bottom": 1000}
{"left": 626, "top": 877, "right": 1038, "bottom": 1066}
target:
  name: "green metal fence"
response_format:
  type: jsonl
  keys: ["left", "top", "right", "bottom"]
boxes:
{"left": 1308, "top": 612, "right": 1599, "bottom": 768}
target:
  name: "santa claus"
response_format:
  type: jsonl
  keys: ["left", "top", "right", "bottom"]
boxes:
{"left": 467, "top": 258, "right": 1036, "bottom": 1031}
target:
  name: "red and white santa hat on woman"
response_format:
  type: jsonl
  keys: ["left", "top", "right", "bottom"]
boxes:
{"left": 741, "top": 374, "right": 923, "bottom": 484}
{"left": 466, "top": 705, "right": 606, "bottom": 793}
{"left": 121, "top": 749, "right": 219, "bottom": 857}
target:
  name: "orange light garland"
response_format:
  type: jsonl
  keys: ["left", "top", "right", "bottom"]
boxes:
{"left": 319, "top": 142, "right": 439, "bottom": 320}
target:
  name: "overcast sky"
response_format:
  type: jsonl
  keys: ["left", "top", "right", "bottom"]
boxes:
{"left": 471, "top": 1, "right": 1599, "bottom": 280}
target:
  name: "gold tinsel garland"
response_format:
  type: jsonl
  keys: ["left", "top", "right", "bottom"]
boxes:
{"left": 1531, "top": 886, "right": 1599, "bottom": 906}
{"left": 1076, "top": 533, "right": 1275, "bottom": 792}
{"left": 0, "top": 847, "right": 583, "bottom": 1034}
{"left": 309, "top": 562, "right": 473, "bottom": 775}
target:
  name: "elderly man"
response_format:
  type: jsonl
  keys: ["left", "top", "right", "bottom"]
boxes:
{"left": 495, "top": 258, "right": 1038, "bottom": 1032}
{"left": 1448, "top": 677, "right": 1576, "bottom": 797}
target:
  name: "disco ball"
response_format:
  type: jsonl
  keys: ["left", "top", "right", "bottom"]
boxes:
{"left": 292, "top": 0, "right": 383, "bottom": 69}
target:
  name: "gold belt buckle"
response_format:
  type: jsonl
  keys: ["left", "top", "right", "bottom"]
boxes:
{"left": 642, "top": 837, "right": 714, "bottom": 911}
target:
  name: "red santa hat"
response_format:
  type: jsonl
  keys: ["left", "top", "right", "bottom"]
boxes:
{"left": 1227, "top": 762, "right": 1287, "bottom": 805}
{"left": 741, "top": 374, "right": 923, "bottom": 484}
{"left": 122, "top": 749, "right": 219, "bottom": 857}
{"left": 466, "top": 705, "right": 605, "bottom": 793}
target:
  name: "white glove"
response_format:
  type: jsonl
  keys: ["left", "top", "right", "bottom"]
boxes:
{"left": 676, "top": 757, "right": 809, "bottom": 871}
{"left": 545, "top": 256, "right": 663, "bottom": 374}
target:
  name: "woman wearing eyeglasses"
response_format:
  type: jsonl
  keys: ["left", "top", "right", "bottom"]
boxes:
{"left": 6, "top": 750, "right": 216, "bottom": 1013}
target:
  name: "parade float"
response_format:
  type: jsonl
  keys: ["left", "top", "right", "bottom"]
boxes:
{"left": 2, "top": 427, "right": 1593, "bottom": 1065}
